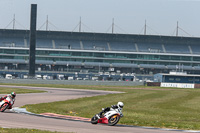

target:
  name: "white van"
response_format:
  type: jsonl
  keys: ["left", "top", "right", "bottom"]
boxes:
{"left": 58, "top": 74, "right": 64, "bottom": 80}
{"left": 23, "top": 75, "right": 28, "bottom": 79}
{"left": 92, "top": 77, "right": 98, "bottom": 81}
{"left": 36, "top": 75, "right": 42, "bottom": 79}
{"left": 5, "top": 74, "right": 12, "bottom": 79}
{"left": 68, "top": 77, "right": 74, "bottom": 80}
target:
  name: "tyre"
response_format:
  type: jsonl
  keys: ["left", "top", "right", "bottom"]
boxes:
{"left": 91, "top": 115, "right": 98, "bottom": 124}
{"left": 0, "top": 103, "right": 9, "bottom": 112}
{"left": 108, "top": 114, "right": 120, "bottom": 126}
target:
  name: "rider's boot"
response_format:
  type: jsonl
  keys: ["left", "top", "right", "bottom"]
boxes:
{"left": 96, "top": 114, "right": 100, "bottom": 119}
{"left": 96, "top": 108, "right": 106, "bottom": 119}
{"left": 96, "top": 111, "right": 103, "bottom": 119}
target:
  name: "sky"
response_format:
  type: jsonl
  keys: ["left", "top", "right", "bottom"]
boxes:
{"left": 0, "top": 0, "right": 200, "bottom": 37}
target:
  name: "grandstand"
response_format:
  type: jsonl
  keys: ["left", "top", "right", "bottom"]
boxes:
{"left": 0, "top": 29, "right": 200, "bottom": 79}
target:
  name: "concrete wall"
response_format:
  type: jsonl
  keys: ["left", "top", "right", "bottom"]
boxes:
{"left": 0, "top": 79, "right": 144, "bottom": 86}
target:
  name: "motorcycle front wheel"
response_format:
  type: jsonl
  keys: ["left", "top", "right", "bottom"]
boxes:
{"left": 91, "top": 115, "right": 98, "bottom": 124}
{"left": 108, "top": 114, "right": 120, "bottom": 126}
{"left": 0, "top": 103, "right": 9, "bottom": 112}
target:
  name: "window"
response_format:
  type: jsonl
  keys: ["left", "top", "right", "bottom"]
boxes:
{"left": 127, "top": 54, "right": 137, "bottom": 59}
{"left": 171, "top": 56, "right": 180, "bottom": 60}
{"left": 116, "top": 53, "right": 127, "bottom": 58}
{"left": 71, "top": 52, "right": 81, "bottom": 56}
{"left": 81, "top": 52, "right": 93, "bottom": 57}
{"left": 4, "top": 49, "right": 14, "bottom": 54}
{"left": 181, "top": 56, "right": 191, "bottom": 61}
{"left": 16, "top": 50, "right": 27, "bottom": 54}
{"left": 193, "top": 57, "right": 200, "bottom": 61}
{"left": 105, "top": 53, "right": 115, "bottom": 58}
{"left": 160, "top": 55, "right": 170, "bottom": 60}
{"left": 189, "top": 78, "right": 193, "bottom": 82}
{"left": 93, "top": 53, "right": 104, "bottom": 57}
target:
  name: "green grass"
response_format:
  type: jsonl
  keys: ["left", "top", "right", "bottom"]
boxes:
{"left": 0, "top": 128, "right": 67, "bottom": 133}
{"left": 1, "top": 83, "right": 200, "bottom": 130}
{"left": 0, "top": 87, "right": 46, "bottom": 94}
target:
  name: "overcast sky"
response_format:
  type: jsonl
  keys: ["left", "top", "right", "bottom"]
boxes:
{"left": 0, "top": 0, "right": 200, "bottom": 37}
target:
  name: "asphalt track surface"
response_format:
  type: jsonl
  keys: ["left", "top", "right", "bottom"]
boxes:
{"left": 0, "top": 85, "right": 197, "bottom": 133}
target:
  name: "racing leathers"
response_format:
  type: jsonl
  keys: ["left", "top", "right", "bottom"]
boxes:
{"left": 98, "top": 104, "right": 120, "bottom": 118}
{"left": 0, "top": 95, "right": 15, "bottom": 109}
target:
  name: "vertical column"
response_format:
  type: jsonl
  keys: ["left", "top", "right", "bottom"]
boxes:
{"left": 29, "top": 4, "right": 37, "bottom": 77}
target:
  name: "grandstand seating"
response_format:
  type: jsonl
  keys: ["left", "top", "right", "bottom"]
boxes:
{"left": 137, "top": 43, "right": 163, "bottom": 53}
{"left": 34, "top": 39, "right": 200, "bottom": 55}
{"left": 109, "top": 42, "right": 136, "bottom": 52}
{"left": 36, "top": 39, "right": 53, "bottom": 48}
{"left": 82, "top": 41, "right": 108, "bottom": 51}
{"left": 1, "top": 35, "right": 199, "bottom": 55}
{"left": 0, "top": 37, "right": 25, "bottom": 47}
{"left": 164, "top": 43, "right": 190, "bottom": 54}
{"left": 190, "top": 44, "right": 200, "bottom": 54}
{"left": 54, "top": 39, "right": 80, "bottom": 49}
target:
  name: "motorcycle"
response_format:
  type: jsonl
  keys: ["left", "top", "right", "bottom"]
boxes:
{"left": 91, "top": 108, "right": 123, "bottom": 126}
{"left": 0, "top": 96, "right": 14, "bottom": 112}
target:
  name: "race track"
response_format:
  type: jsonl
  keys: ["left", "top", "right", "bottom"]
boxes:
{"left": 0, "top": 85, "right": 193, "bottom": 133}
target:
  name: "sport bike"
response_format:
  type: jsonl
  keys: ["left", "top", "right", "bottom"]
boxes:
{"left": 0, "top": 96, "right": 14, "bottom": 112}
{"left": 91, "top": 108, "right": 123, "bottom": 126}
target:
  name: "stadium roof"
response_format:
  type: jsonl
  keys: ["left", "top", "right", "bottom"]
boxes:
{"left": 1, "top": 29, "right": 200, "bottom": 44}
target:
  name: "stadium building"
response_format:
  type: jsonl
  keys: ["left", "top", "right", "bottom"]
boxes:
{"left": 0, "top": 29, "right": 200, "bottom": 80}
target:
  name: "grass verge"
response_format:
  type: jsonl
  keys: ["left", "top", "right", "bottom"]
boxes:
{"left": 0, "top": 87, "right": 46, "bottom": 94}
{"left": 1, "top": 83, "right": 200, "bottom": 130}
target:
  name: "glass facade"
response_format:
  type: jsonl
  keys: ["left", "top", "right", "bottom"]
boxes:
{"left": 0, "top": 48, "right": 200, "bottom": 67}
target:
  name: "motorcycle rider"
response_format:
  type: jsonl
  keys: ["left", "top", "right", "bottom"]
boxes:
{"left": 96, "top": 101, "right": 124, "bottom": 119}
{"left": 0, "top": 92, "right": 16, "bottom": 109}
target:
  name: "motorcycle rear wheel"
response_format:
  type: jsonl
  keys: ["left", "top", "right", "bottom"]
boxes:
{"left": 91, "top": 115, "right": 98, "bottom": 124}
{"left": 0, "top": 103, "right": 9, "bottom": 112}
{"left": 108, "top": 114, "right": 120, "bottom": 126}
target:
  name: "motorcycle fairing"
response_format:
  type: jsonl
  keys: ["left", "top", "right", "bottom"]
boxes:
{"left": 104, "top": 110, "right": 120, "bottom": 119}
{"left": 0, "top": 96, "right": 13, "bottom": 110}
{"left": 98, "top": 117, "right": 108, "bottom": 124}
{"left": 0, "top": 100, "right": 4, "bottom": 106}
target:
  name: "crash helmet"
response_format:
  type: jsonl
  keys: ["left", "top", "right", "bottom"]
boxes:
{"left": 11, "top": 92, "right": 16, "bottom": 98}
{"left": 117, "top": 102, "right": 124, "bottom": 108}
